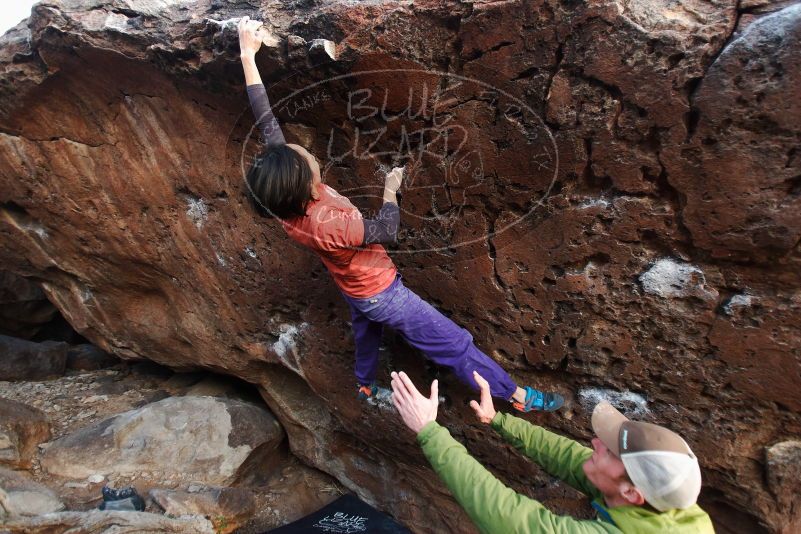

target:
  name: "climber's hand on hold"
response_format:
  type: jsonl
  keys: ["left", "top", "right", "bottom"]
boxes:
{"left": 382, "top": 166, "right": 404, "bottom": 205}
{"left": 469, "top": 371, "right": 497, "bottom": 424}
{"left": 238, "top": 16, "right": 264, "bottom": 58}
{"left": 391, "top": 371, "right": 438, "bottom": 435}
{"left": 385, "top": 166, "right": 404, "bottom": 193}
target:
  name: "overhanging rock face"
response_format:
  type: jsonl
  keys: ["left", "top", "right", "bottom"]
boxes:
{"left": 1, "top": 1, "right": 800, "bottom": 532}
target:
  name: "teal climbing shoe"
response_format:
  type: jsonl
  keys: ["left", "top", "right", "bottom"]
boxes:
{"left": 513, "top": 386, "right": 564, "bottom": 412}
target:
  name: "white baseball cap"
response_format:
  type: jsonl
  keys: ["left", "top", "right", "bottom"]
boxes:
{"left": 591, "top": 401, "right": 702, "bottom": 511}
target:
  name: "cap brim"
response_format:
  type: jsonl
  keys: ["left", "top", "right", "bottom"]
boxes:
{"left": 591, "top": 401, "right": 629, "bottom": 457}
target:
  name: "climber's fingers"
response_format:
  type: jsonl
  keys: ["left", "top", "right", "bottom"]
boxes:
{"left": 429, "top": 379, "right": 438, "bottom": 404}
{"left": 397, "top": 371, "right": 424, "bottom": 401}
{"left": 239, "top": 16, "right": 263, "bottom": 37}
{"left": 469, "top": 399, "right": 481, "bottom": 416}
{"left": 390, "top": 371, "right": 413, "bottom": 405}
{"left": 473, "top": 371, "right": 492, "bottom": 406}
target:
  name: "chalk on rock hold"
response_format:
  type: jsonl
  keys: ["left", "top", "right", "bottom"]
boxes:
{"left": 639, "top": 258, "right": 718, "bottom": 302}
{"left": 309, "top": 39, "right": 337, "bottom": 62}
{"left": 722, "top": 292, "right": 754, "bottom": 316}
{"left": 88, "top": 474, "right": 105, "bottom": 484}
{"left": 288, "top": 35, "right": 308, "bottom": 62}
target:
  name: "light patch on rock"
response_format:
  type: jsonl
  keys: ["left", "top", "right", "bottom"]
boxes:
{"left": 0, "top": 467, "right": 64, "bottom": 517}
{"left": 765, "top": 440, "right": 801, "bottom": 496}
{"left": 39, "top": 397, "right": 280, "bottom": 484}
{"left": 25, "top": 222, "right": 48, "bottom": 239}
{"left": 104, "top": 13, "right": 130, "bottom": 32}
{"left": 309, "top": 39, "right": 337, "bottom": 60}
{"left": 215, "top": 251, "right": 227, "bottom": 267}
{"left": 185, "top": 197, "right": 208, "bottom": 229}
{"left": 723, "top": 293, "right": 753, "bottom": 315}
{"left": 639, "top": 258, "right": 718, "bottom": 301}
{"left": 0, "top": 510, "right": 215, "bottom": 533}
{"left": 101, "top": 397, "right": 252, "bottom": 480}
{"left": 578, "top": 387, "right": 649, "bottom": 418}
{"left": 272, "top": 323, "right": 308, "bottom": 376}
{"left": 568, "top": 260, "right": 599, "bottom": 276}
{"left": 578, "top": 198, "right": 609, "bottom": 209}
{"left": 245, "top": 246, "right": 257, "bottom": 259}
{"left": 80, "top": 288, "right": 93, "bottom": 303}
{"left": 205, "top": 17, "right": 240, "bottom": 29}
{"left": 122, "top": 0, "right": 195, "bottom": 17}
{"left": 366, "top": 386, "right": 395, "bottom": 412}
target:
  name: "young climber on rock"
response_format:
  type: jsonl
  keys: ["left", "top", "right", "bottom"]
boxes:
{"left": 237, "top": 16, "right": 564, "bottom": 412}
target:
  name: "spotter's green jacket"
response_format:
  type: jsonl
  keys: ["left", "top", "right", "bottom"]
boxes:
{"left": 416, "top": 413, "right": 714, "bottom": 534}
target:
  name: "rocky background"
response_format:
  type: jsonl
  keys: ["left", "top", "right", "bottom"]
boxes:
{"left": 0, "top": 273, "right": 343, "bottom": 533}
{"left": 0, "top": 1, "right": 799, "bottom": 533}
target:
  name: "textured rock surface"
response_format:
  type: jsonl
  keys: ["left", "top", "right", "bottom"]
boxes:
{"left": 40, "top": 396, "right": 285, "bottom": 485}
{"left": 0, "top": 335, "right": 68, "bottom": 380}
{"left": 765, "top": 441, "right": 801, "bottom": 529}
{"left": 0, "top": 1, "right": 799, "bottom": 533}
{"left": 65, "top": 343, "right": 119, "bottom": 371}
{"left": 0, "top": 397, "right": 51, "bottom": 469}
{"left": 0, "top": 271, "right": 58, "bottom": 339}
{"left": 236, "top": 456, "right": 344, "bottom": 534}
{"left": 150, "top": 487, "right": 255, "bottom": 534}
{"left": 0, "top": 466, "right": 64, "bottom": 518}
{"left": 1, "top": 510, "right": 215, "bottom": 534}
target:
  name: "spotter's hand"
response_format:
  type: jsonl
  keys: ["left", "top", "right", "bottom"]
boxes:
{"left": 469, "top": 371, "right": 497, "bottom": 424}
{"left": 391, "top": 371, "right": 438, "bottom": 434}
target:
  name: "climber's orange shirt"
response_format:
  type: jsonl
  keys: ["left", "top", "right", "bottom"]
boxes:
{"left": 281, "top": 183, "right": 397, "bottom": 298}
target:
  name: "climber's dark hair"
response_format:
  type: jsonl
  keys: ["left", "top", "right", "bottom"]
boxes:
{"left": 246, "top": 144, "right": 313, "bottom": 219}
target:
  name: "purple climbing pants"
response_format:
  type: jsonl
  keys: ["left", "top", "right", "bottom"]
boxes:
{"left": 342, "top": 273, "right": 518, "bottom": 400}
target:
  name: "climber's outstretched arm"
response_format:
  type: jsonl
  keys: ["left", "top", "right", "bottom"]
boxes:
{"left": 238, "top": 16, "right": 286, "bottom": 146}
{"left": 363, "top": 167, "right": 403, "bottom": 245}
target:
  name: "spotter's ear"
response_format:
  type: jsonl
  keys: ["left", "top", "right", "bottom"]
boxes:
{"left": 620, "top": 483, "right": 646, "bottom": 506}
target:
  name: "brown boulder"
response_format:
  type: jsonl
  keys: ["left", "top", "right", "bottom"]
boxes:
{"left": 0, "top": 466, "right": 64, "bottom": 518}
{"left": 1, "top": 510, "right": 215, "bottom": 534}
{"left": 40, "top": 396, "right": 285, "bottom": 485}
{"left": 765, "top": 441, "right": 801, "bottom": 530}
{"left": 0, "top": 397, "right": 50, "bottom": 469}
{"left": 0, "top": 335, "right": 67, "bottom": 380}
{"left": 664, "top": 5, "right": 801, "bottom": 260}
{"left": 150, "top": 487, "right": 255, "bottom": 534}
{"left": 65, "top": 344, "right": 118, "bottom": 371}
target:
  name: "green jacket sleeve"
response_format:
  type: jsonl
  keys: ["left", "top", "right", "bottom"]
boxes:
{"left": 417, "top": 421, "right": 616, "bottom": 534}
{"left": 490, "top": 412, "right": 601, "bottom": 500}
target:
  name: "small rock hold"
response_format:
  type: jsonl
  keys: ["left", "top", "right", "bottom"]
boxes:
{"left": 309, "top": 39, "right": 337, "bottom": 62}
{"left": 81, "top": 395, "right": 109, "bottom": 404}
{"left": 722, "top": 293, "right": 754, "bottom": 316}
{"left": 766, "top": 440, "right": 801, "bottom": 496}
{"left": 639, "top": 258, "right": 718, "bottom": 301}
